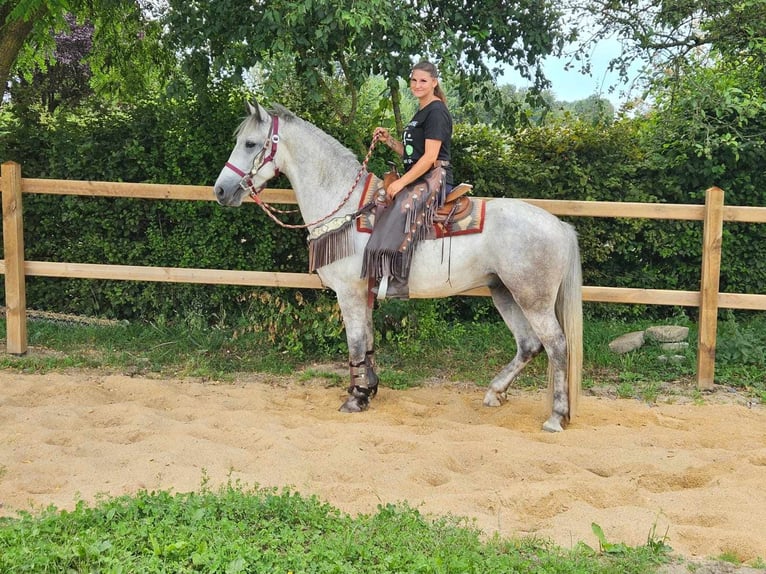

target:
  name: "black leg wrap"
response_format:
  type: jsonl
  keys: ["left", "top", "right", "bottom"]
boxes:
{"left": 365, "top": 351, "right": 379, "bottom": 397}
{"left": 339, "top": 353, "right": 380, "bottom": 413}
{"left": 347, "top": 360, "right": 368, "bottom": 394}
{"left": 339, "top": 362, "right": 372, "bottom": 413}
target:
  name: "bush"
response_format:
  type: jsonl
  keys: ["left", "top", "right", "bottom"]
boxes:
{"left": 1, "top": 92, "right": 311, "bottom": 321}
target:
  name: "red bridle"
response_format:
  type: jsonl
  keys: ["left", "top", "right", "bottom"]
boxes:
{"left": 224, "top": 114, "right": 281, "bottom": 202}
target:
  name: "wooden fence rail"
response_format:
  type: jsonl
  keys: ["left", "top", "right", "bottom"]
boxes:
{"left": 3, "top": 161, "right": 766, "bottom": 387}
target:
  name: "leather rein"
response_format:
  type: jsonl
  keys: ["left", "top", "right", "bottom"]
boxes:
{"left": 225, "top": 113, "right": 380, "bottom": 231}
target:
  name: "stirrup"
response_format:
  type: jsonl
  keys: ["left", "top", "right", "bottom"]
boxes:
{"left": 372, "top": 276, "right": 409, "bottom": 300}
{"left": 376, "top": 275, "right": 390, "bottom": 300}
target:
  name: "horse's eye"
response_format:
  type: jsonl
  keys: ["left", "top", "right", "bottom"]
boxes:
{"left": 245, "top": 140, "right": 257, "bottom": 149}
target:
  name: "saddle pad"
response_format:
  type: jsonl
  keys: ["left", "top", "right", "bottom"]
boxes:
{"left": 357, "top": 175, "right": 486, "bottom": 238}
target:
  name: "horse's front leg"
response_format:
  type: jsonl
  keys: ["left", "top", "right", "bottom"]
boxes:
{"left": 337, "top": 290, "right": 378, "bottom": 413}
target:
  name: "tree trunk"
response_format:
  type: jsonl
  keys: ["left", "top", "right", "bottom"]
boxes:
{"left": 0, "top": 3, "right": 46, "bottom": 105}
{"left": 389, "top": 76, "right": 403, "bottom": 135}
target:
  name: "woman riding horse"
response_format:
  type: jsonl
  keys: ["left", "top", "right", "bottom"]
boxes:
{"left": 363, "top": 61, "right": 453, "bottom": 299}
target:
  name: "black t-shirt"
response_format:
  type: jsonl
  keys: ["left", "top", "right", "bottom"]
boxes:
{"left": 402, "top": 100, "right": 453, "bottom": 185}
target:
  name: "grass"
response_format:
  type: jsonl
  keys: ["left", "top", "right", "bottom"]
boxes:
{"left": 0, "top": 481, "right": 672, "bottom": 573}
{"left": 2, "top": 309, "right": 764, "bottom": 403}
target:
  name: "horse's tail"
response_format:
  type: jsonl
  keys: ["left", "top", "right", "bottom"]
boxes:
{"left": 552, "top": 224, "right": 583, "bottom": 421}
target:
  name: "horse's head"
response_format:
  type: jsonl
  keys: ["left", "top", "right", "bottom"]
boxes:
{"left": 214, "top": 102, "right": 281, "bottom": 207}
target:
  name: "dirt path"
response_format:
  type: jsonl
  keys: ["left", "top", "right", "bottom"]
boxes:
{"left": 1, "top": 369, "right": 765, "bottom": 566}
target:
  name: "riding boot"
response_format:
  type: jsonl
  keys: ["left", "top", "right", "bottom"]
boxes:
{"left": 372, "top": 275, "right": 409, "bottom": 300}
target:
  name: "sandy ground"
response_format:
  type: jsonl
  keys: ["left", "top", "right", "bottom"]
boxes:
{"left": 1, "top": 368, "right": 765, "bottom": 567}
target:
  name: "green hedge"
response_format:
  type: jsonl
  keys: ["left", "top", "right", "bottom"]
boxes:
{"left": 452, "top": 118, "right": 766, "bottom": 312}
{"left": 1, "top": 94, "right": 312, "bottom": 321}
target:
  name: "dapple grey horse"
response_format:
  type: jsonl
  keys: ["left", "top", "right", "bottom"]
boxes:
{"left": 213, "top": 103, "right": 583, "bottom": 432}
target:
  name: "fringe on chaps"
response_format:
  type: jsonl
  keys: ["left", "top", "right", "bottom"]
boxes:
{"left": 361, "top": 166, "right": 446, "bottom": 283}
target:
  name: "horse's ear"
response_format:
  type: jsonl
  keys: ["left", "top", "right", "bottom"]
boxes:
{"left": 246, "top": 101, "right": 271, "bottom": 122}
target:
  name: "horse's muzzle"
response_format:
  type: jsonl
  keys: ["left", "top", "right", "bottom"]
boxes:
{"left": 214, "top": 185, "right": 241, "bottom": 207}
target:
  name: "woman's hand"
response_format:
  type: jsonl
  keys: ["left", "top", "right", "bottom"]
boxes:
{"left": 373, "top": 127, "right": 390, "bottom": 143}
{"left": 386, "top": 178, "right": 406, "bottom": 200}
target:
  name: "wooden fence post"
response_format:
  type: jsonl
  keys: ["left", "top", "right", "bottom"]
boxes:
{"left": 1, "top": 161, "right": 28, "bottom": 355}
{"left": 697, "top": 186, "right": 724, "bottom": 389}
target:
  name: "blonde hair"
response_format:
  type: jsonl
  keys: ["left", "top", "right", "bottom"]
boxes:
{"left": 411, "top": 60, "right": 447, "bottom": 105}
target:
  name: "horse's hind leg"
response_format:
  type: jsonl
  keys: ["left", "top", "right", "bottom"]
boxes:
{"left": 519, "top": 307, "right": 569, "bottom": 433}
{"left": 483, "top": 284, "right": 544, "bottom": 407}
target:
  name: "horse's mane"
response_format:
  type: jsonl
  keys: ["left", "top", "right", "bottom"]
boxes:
{"left": 275, "top": 105, "right": 359, "bottom": 167}
{"left": 235, "top": 104, "right": 359, "bottom": 170}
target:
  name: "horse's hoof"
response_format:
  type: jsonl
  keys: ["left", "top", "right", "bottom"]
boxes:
{"left": 542, "top": 415, "right": 564, "bottom": 433}
{"left": 483, "top": 390, "right": 503, "bottom": 407}
{"left": 339, "top": 396, "right": 369, "bottom": 413}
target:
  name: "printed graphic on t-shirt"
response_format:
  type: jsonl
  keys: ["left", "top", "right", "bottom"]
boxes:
{"left": 403, "top": 121, "right": 417, "bottom": 162}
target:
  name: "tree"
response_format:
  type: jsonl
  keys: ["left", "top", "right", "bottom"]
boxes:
{"left": 0, "top": 0, "right": 56, "bottom": 100}
{"left": 1, "top": 0, "right": 173, "bottom": 107}
{"left": 163, "top": 0, "right": 569, "bottom": 131}
{"left": 568, "top": 0, "right": 766, "bottom": 90}
{"left": 568, "top": 95, "right": 614, "bottom": 125}
{"left": 567, "top": 0, "right": 766, "bottom": 177}
{"left": 9, "top": 13, "right": 93, "bottom": 112}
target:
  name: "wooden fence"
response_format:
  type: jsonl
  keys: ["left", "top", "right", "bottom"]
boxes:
{"left": 3, "top": 160, "right": 766, "bottom": 387}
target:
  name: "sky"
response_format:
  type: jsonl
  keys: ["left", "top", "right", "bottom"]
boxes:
{"left": 498, "top": 38, "right": 642, "bottom": 108}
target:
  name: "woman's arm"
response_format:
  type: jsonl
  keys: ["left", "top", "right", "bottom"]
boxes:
{"left": 374, "top": 127, "right": 404, "bottom": 156}
{"left": 386, "top": 135, "right": 404, "bottom": 156}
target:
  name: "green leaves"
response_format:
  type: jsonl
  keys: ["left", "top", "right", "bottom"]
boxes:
{"left": 569, "top": 0, "right": 766, "bottom": 98}
{"left": 0, "top": 485, "right": 673, "bottom": 573}
{"left": 163, "top": 0, "right": 565, "bottom": 123}
{"left": 591, "top": 522, "right": 630, "bottom": 554}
